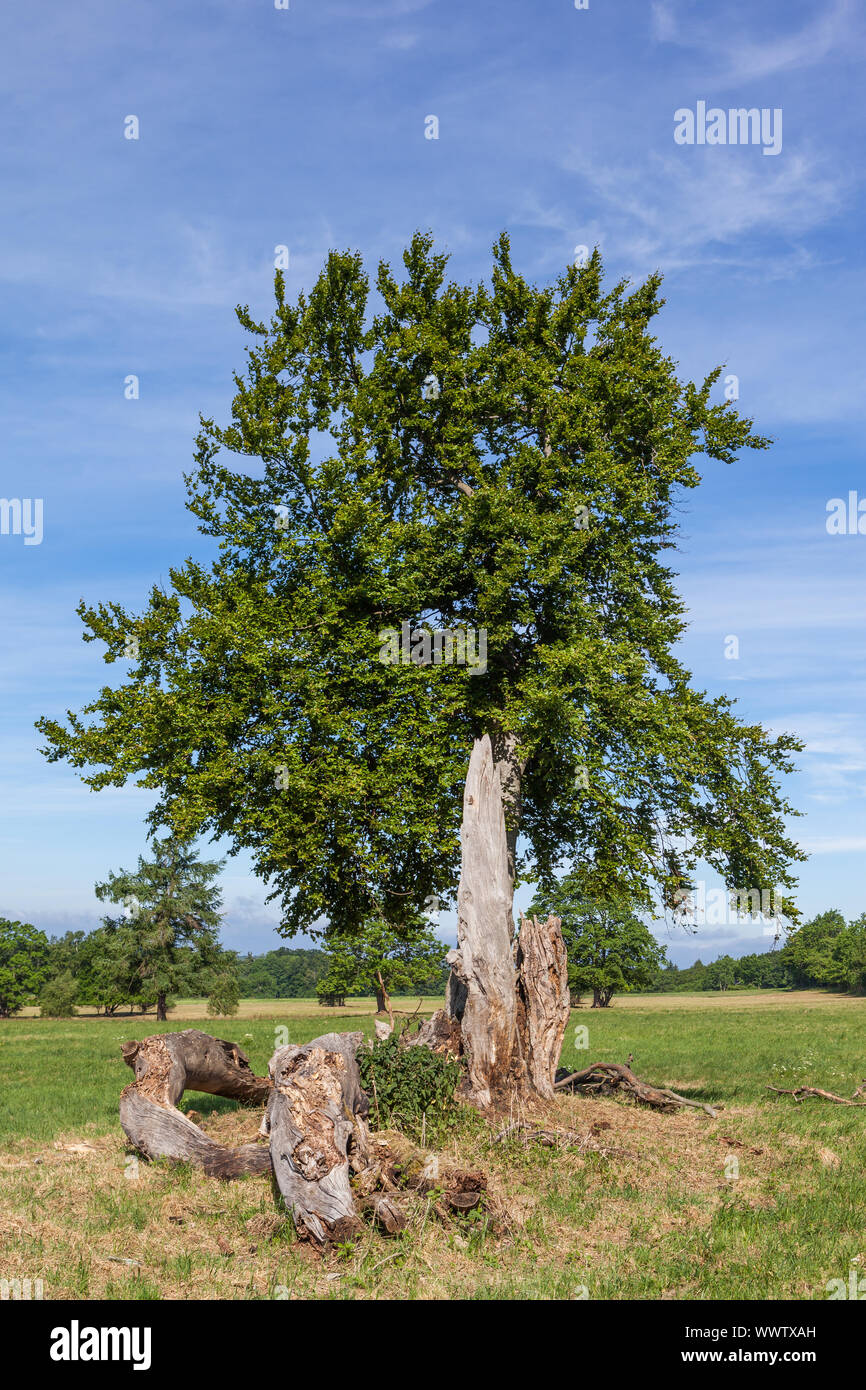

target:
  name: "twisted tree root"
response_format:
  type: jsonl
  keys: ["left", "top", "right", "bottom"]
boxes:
{"left": 555, "top": 1062, "right": 722, "bottom": 1118}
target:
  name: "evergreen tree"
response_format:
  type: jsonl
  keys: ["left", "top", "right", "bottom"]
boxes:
{"left": 94, "top": 838, "right": 226, "bottom": 1021}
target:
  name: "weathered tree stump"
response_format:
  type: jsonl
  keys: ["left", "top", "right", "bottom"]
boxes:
{"left": 411, "top": 736, "right": 570, "bottom": 1106}
{"left": 119, "top": 1029, "right": 272, "bottom": 1177}
{"left": 264, "top": 1032, "right": 369, "bottom": 1244}
{"left": 513, "top": 913, "right": 570, "bottom": 1100}
{"left": 445, "top": 734, "right": 520, "bottom": 1106}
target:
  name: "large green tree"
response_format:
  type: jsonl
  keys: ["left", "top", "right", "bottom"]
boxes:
{"left": 37, "top": 235, "right": 803, "bottom": 1090}
{"left": 782, "top": 909, "right": 848, "bottom": 990}
{"left": 0, "top": 919, "right": 49, "bottom": 1018}
{"left": 94, "top": 838, "right": 228, "bottom": 1020}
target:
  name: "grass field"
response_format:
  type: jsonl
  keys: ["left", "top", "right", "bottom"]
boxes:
{"left": 1, "top": 991, "right": 864, "bottom": 1300}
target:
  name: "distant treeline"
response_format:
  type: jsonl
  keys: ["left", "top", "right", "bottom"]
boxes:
{"left": 236, "top": 946, "right": 447, "bottom": 999}
{"left": 644, "top": 910, "right": 866, "bottom": 994}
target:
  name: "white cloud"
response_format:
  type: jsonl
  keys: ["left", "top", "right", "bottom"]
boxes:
{"left": 651, "top": 0, "right": 860, "bottom": 86}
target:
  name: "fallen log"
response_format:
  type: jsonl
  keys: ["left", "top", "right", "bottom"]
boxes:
{"left": 555, "top": 1062, "right": 722, "bottom": 1118}
{"left": 119, "top": 1030, "right": 272, "bottom": 1178}
{"left": 264, "top": 1032, "right": 369, "bottom": 1244}
{"left": 767, "top": 1082, "right": 866, "bottom": 1107}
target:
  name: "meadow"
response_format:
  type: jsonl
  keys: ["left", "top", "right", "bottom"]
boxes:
{"left": 1, "top": 990, "right": 864, "bottom": 1300}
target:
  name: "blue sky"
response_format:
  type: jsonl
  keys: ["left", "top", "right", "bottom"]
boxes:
{"left": 1, "top": 0, "right": 864, "bottom": 967}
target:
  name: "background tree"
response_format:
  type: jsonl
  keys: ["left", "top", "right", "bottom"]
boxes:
{"left": 837, "top": 914, "right": 866, "bottom": 994}
{"left": 704, "top": 954, "right": 736, "bottom": 992}
{"left": 94, "top": 838, "right": 227, "bottom": 1021}
{"left": 237, "top": 947, "right": 328, "bottom": 998}
{"left": 39, "top": 970, "right": 79, "bottom": 1017}
{"left": 316, "top": 918, "right": 447, "bottom": 1024}
{"left": 0, "top": 919, "right": 49, "bottom": 1018}
{"left": 37, "top": 233, "right": 804, "bottom": 1098}
{"left": 782, "top": 909, "right": 848, "bottom": 990}
{"left": 530, "top": 880, "right": 666, "bottom": 1007}
{"left": 207, "top": 965, "right": 241, "bottom": 1017}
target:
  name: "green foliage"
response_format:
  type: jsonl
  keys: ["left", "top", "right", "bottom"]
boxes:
{"left": 783, "top": 909, "right": 848, "bottom": 989}
{"left": 93, "top": 837, "right": 229, "bottom": 1015}
{"left": 37, "top": 233, "right": 803, "bottom": 938}
{"left": 39, "top": 970, "right": 79, "bottom": 1017}
{"left": 207, "top": 972, "right": 241, "bottom": 1016}
{"left": 530, "top": 879, "right": 666, "bottom": 1006}
{"left": 316, "top": 918, "right": 447, "bottom": 1009}
{"left": 0, "top": 919, "right": 49, "bottom": 1016}
{"left": 704, "top": 955, "right": 736, "bottom": 991}
{"left": 237, "top": 947, "right": 328, "bottom": 998}
{"left": 357, "top": 1031, "right": 462, "bottom": 1143}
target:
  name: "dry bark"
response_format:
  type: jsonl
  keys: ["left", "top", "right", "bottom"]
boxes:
{"left": 446, "top": 734, "right": 517, "bottom": 1106}
{"left": 264, "top": 1032, "right": 369, "bottom": 1244}
{"left": 119, "top": 1030, "right": 272, "bottom": 1177}
{"left": 513, "top": 913, "right": 571, "bottom": 1099}
{"left": 409, "top": 739, "right": 571, "bottom": 1105}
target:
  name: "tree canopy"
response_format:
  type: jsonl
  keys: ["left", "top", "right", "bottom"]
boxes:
{"left": 0, "top": 919, "right": 49, "bottom": 1017}
{"left": 37, "top": 232, "right": 803, "bottom": 936}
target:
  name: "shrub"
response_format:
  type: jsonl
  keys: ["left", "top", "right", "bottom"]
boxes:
{"left": 207, "top": 973, "right": 240, "bottom": 1016}
{"left": 357, "top": 1031, "right": 463, "bottom": 1144}
{"left": 39, "top": 971, "right": 79, "bottom": 1018}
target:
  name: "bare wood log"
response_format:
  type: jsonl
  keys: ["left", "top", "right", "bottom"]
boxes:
{"left": 121, "top": 1029, "right": 271, "bottom": 1106}
{"left": 119, "top": 1031, "right": 272, "bottom": 1178}
{"left": 556, "top": 1062, "right": 721, "bottom": 1118}
{"left": 767, "top": 1084, "right": 866, "bottom": 1107}
{"left": 265, "top": 1032, "right": 369, "bottom": 1244}
{"left": 513, "top": 914, "right": 570, "bottom": 1099}
{"left": 446, "top": 734, "right": 517, "bottom": 1107}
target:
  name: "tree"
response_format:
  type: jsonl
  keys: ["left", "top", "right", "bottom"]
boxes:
{"left": 783, "top": 909, "right": 847, "bottom": 990}
{"left": 0, "top": 919, "right": 49, "bottom": 1018}
{"left": 94, "top": 838, "right": 226, "bottom": 1021}
{"left": 207, "top": 966, "right": 241, "bottom": 1017}
{"left": 531, "top": 883, "right": 666, "bottom": 1007}
{"left": 830, "top": 913, "right": 866, "bottom": 995}
{"left": 39, "top": 970, "right": 79, "bottom": 1017}
{"left": 705, "top": 954, "right": 736, "bottom": 991}
{"left": 316, "top": 918, "right": 447, "bottom": 1025}
{"left": 36, "top": 233, "right": 804, "bottom": 1100}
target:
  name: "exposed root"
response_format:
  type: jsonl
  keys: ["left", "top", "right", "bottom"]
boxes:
{"left": 555, "top": 1062, "right": 722, "bottom": 1118}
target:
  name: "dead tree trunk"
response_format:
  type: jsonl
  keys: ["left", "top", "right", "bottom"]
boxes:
{"left": 446, "top": 734, "right": 518, "bottom": 1107}
{"left": 514, "top": 913, "right": 570, "bottom": 1100}
{"left": 412, "top": 736, "right": 570, "bottom": 1106}
{"left": 156, "top": 991, "right": 167, "bottom": 1022}
{"left": 264, "top": 1032, "right": 369, "bottom": 1243}
{"left": 119, "top": 1029, "right": 272, "bottom": 1177}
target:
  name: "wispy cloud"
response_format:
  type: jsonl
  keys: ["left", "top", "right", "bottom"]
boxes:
{"left": 651, "top": 0, "right": 860, "bottom": 86}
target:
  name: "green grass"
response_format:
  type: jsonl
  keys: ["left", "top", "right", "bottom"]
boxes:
{"left": 0, "top": 1012, "right": 379, "bottom": 1146}
{"left": 1, "top": 992, "right": 865, "bottom": 1300}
